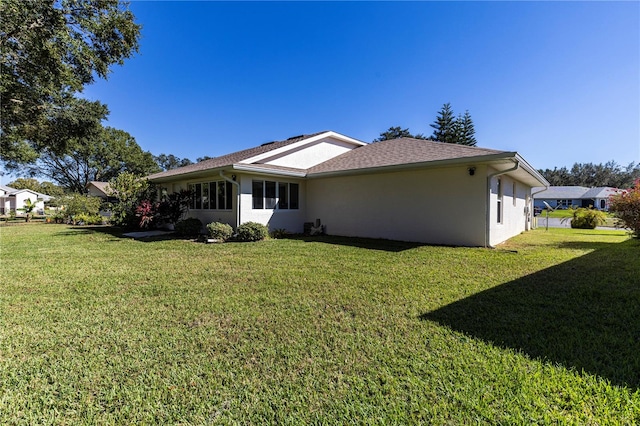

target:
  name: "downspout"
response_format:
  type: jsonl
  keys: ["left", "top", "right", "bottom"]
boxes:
{"left": 220, "top": 170, "right": 240, "bottom": 229}
{"left": 485, "top": 160, "right": 519, "bottom": 248}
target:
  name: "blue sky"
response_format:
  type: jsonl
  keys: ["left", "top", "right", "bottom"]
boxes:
{"left": 81, "top": 0, "right": 639, "bottom": 171}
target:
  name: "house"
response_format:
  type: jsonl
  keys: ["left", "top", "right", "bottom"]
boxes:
{"left": 86, "top": 181, "right": 117, "bottom": 202}
{"left": 0, "top": 185, "right": 50, "bottom": 216}
{"left": 147, "top": 131, "right": 549, "bottom": 247}
{"left": 533, "top": 186, "right": 621, "bottom": 211}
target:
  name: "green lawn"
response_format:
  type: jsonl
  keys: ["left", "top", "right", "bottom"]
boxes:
{"left": 1, "top": 224, "right": 638, "bottom": 424}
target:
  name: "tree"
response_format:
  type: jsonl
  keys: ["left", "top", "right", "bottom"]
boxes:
{"left": 609, "top": 179, "right": 640, "bottom": 237}
{"left": 430, "top": 103, "right": 477, "bottom": 146}
{"left": 374, "top": 127, "right": 413, "bottom": 142}
{"left": 107, "top": 172, "right": 156, "bottom": 229}
{"left": 539, "top": 161, "right": 640, "bottom": 188}
{"left": 454, "top": 110, "right": 477, "bottom": 146}
{"left": 1, "top": 0, "right": 141, "bottom": 165}
{"left": 17, "top": 197, "right": 39, "bottom": 222}
{"left": 154, "top": 154, "right": 193, "bottom": 171}
{"left": 7, "top": 177, "right": 65, "bottom": 197}
{"left": 28, "top": 126, "right": 159, "bottom": 193}
{"left": 197, "top": 156, "right": 214, "bottom": 162}
{"left": 430, "top": 103, "right": 457, "bottom": 144}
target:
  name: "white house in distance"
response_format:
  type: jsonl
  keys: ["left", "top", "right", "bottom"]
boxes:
{"left": 532, "top": 186, "right": 621, "bottom": 211}
{"left": 147, "top": 131, "right": 549, "bottom": 247}
{"left": 0, "top": 185, "right": 51, "bottom": 216}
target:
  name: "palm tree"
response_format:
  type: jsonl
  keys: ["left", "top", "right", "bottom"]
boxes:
{"left": 19, "top": 198, "right": 39, "bottom": 222}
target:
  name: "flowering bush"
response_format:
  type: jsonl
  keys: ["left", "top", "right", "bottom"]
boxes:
{"left": 135, "top": 200, "right": 156, "bottom": 229}
{"left": 609, "top": 179, "right": 640, "bottom": 237}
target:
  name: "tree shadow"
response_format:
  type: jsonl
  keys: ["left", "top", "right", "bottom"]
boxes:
{"left": 421, "top": 238, "right": 640, "bottom": 389}
{"left": 282, "top": 235, "right": 427, "bottom": 252}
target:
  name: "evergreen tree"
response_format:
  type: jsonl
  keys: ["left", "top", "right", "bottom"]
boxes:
{"left": 455, "top": 110, "right": 477, "bottom": 146}
{"left": 430, "top": 103, "right": 457, "bottom": 144}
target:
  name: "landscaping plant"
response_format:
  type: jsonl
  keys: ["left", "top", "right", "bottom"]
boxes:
{"left": 561, "top": 207, "right": 607, "bottom": 229}
{"left": 206, "top": 221, "right": 233, "bottom": 241}
{"left": 609, "top": 178, "right": 640, "bottom": 237}
{"left": 17, "top": 197, "right": 38, "bottom": 222}
{"left": 174, "top": 217, "right": 203, "bottom": 237}
{"left": 235, "top": 221, "right": 269, "bottom": 241}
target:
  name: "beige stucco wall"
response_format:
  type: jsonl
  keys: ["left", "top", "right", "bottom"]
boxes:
{"left": 306, "top": 165, "right": 488, "bottom": 246}
{"left": 155, "top": 164, "right": 535, "bottom": 246}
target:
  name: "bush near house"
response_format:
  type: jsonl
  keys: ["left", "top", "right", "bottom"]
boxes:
{"left": 206, "top": 222, "right": 233, "bottom": 241}
{"left": 235, "top": 221, "right": 269, "bottom": 242}
{"left": 174, "top": 218, "right": 203, "bottom": 237}
{"left": 609, "top": 178, "right": 640, "bottom": 237}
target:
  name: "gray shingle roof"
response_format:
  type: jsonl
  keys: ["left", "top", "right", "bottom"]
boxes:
{"left": 147, "top": 132, "right": 327, "bottom": 180}
{"left": 582, "top": 187, "right": 619, "bottom": 198}
{"left": 533, "top": 186, "right": 619, "bottom": 199}
{"left": 307, "top": 138, "right": 508, "bottom": 175}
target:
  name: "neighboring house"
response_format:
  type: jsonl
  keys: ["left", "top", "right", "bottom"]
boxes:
{"left": 0, "top": 185, "right": 51, "bottom": 215}
{"left": 147, "top": 131, "right": 549, "bottom": 247}
{"left": 86, "top": 181, "right": 116, "bottom": 202}
{"left": 533, "top": 186, "right": 621, "bottom": 211}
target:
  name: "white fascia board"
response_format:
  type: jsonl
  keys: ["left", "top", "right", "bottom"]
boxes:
{"left": 241, "top": 131, "right": 367, "bottom": 164}
{"left": 232, "top": 164, "right": 307, "bottom": 178}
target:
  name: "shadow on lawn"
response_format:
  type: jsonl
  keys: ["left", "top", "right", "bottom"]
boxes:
{"left": 422, "top": 238, "right": 640, "bottom": 390}
{"left": 285, "top": 235, "right": 426, "bottom": 252}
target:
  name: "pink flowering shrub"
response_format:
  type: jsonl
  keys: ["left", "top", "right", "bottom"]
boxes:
{"left": 609, "top": 179, "right": 640, "bottom": 237}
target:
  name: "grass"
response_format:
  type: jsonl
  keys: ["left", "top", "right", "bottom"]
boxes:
{"left": 0, "top": 225, "right": 638, "bottom": 424}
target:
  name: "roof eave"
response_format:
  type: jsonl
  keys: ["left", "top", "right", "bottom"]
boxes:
{"left": 307, "top": 152, "right": 522, "bottom": 179}
{"left": 231, "top": 164, "right": 307, "bottom": 178}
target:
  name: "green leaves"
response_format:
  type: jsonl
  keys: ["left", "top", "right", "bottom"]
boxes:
{"left": 0, "top": 0, "right": 141, "bottom": 165}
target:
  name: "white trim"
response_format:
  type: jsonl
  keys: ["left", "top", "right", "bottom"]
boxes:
{"left": 232, "top": 163, "right": 307, "bottom": 177}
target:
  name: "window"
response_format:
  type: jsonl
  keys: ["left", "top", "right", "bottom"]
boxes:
{"left": 497, "top": 178, "right": 503, "bottom": 223}
{"left": 512, "top": 182, "right": 517, "bottom": 207}
{"left": 188, "top": 181, "right": 232, "bottom": 210}
{"left": 252, "top": 180, "right": 299, "bottom": 210}
{"left": 252, "top": 181, "right": 264, "bottom": 209}
{"left": 265, "top": 181, "right": 276, "bottom": 209}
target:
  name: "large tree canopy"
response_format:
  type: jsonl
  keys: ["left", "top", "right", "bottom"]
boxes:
{"left": 373, "top": 126, "right": 428, "bottom": 142}
{"left": 539, "top": 161, "right": 640, "bottom": 188}
{"left": 6, "top": 177, "right": 65, "bottom": 197}
{"left": 0, "top": 0, "right": 141, "bottom": 165}
{"left": 154, "top": 154, "right": 194, "bottom": 171}
{"left": 29, "top": 126, "right": 160, "bottom": 193}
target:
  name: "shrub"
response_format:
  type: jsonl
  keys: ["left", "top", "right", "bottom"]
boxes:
{"left": 72, "top": 213, "right": 104, "bottom": 225}
{"left": 562, "top": 207, "right": 607, "bottom": 229}
{"left": 175, "top": 218, "right": 203, "bottom": 237}
{"left": 270, "top": 228, "right": 288, "bottom": 239}
{"left": 609, "top": 179, "right": 640, "bottom": 237}
{"left": 236, "top": 222, "right": 269, "bottom": 242}
{"left": 207, "top": 222, "right": 233, "bottom": 241}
